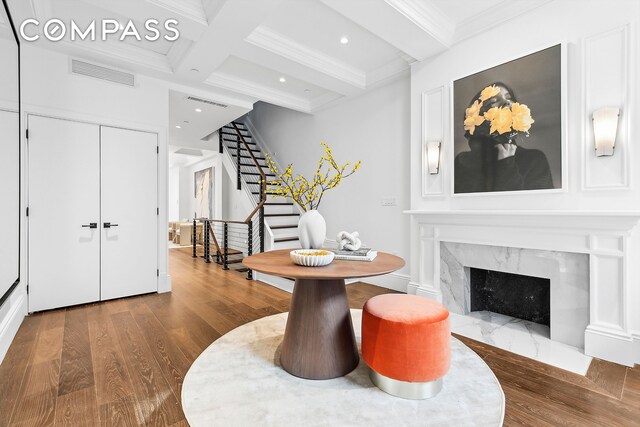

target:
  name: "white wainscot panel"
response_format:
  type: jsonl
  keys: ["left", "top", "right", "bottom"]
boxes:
{"left": 582, "top": 25, "right": 631, "bottom": 190}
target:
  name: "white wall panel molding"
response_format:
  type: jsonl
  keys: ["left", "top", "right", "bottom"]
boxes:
{"left": 582, "top": 24, "right": 633, "bottom": 190}
{"left": 245, "top": 26, "right": 367, "bottom": 89}
{"left": 405, "top": 210, "right": 640, "bottom": 366}
{"left": 421, "top": 86, "right": 445, "bottom": 196}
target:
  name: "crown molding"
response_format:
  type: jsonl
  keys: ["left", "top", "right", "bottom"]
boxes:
{"left": 245, "top": 26, "right": 367, "bottom": 89}
{"left": 453, "top": 0, "right": 554, "bottom": 43}
{"left": 166, "top": 38, "right": 193, "bottom": 71}
{"left": 383, "top": 0, "right": 455, "bottom": 47}
{"left": 147, "top": 0, "right": 208, "bottom": 26}
{"left": 206, "top": 72, "right": 312, "bottom": 113}
{"left": 367, "top": 55, "right": 410, "bottom": 88}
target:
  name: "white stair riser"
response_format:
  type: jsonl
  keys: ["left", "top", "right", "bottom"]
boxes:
{"left": 271, "top": 227, "right": 299, "bottom": 238}
{"left": 272, "top": 240, "right": 300, "bottom": 250}
{"left": 265, "top": 216, "right": 300, "bottom": 227}
{"left": 263, "top": 204, "right": 297, "bottom": 215}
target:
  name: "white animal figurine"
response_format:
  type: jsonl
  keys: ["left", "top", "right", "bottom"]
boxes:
{"left": 337, "top": 231, "right": 362, "bottom": 251}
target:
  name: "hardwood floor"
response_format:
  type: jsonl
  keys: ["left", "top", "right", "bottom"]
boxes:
{"left": 0, "top": 247, "right": 638, "bottom": 426}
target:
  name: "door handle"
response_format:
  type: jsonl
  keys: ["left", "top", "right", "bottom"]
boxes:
{"left": 82, "top": 223, "right": 97, "bottom": 229}
{"left": 103, "top": 222, "right": 119, "bottom": 228}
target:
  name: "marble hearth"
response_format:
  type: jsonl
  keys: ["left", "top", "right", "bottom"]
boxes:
{"left": 440, "top": 242, "right": 592, "bottom": 374}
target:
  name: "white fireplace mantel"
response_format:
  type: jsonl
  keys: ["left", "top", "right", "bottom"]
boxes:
{"left": 404, "top": 210, "right": 640, "bottom": 366}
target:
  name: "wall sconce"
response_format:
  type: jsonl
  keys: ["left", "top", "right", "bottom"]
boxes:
{"left": 426, "top": 141, "right": 441, "bottom": 175}
{"left": 592, "top": 107, "right": 620, "bottom": 157}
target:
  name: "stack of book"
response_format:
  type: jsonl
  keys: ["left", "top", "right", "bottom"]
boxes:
{"left": 330, "top": 247, "right": 377, "bottom": 262}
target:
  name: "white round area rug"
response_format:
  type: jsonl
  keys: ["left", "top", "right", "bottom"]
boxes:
{"left": 182, "top": 309, "right": 505, "bottom": 427}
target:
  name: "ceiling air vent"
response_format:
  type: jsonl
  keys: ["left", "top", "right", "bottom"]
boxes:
{"left": 71, "top": 59, "right": 135, "bottom": 87}
{"left": 187, "top": 96, "right": 228, "bottom": 108}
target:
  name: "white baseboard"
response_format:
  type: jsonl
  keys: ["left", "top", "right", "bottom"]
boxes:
{"left": 412, "top": 283, "right": 443, "bottom": 302}
{"left": 158, "top": 273, "right": 172, "bottom": 293}
{"left": 351, "top": 273, "right": 409, "bottom": 293}
{"left": 255, "top": 272, "right": 295, "bottom": 293}
{"left": 0, "top": 284, "right": 28, "bottom": 364}
{"left": 585, "top": 325, "right": 635, "bottom": 367}
{"left": 630, "top": 332, "right": 640, "bottom": 365}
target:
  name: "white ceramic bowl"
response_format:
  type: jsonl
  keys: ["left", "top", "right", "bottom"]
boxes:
{"left": 290, "top": 249, "right": 334, "bottom": 267}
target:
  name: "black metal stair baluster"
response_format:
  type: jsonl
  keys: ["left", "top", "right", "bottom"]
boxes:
{"left": 219, "top": 130, "right": 223, "bottom": 154}
{"left": 247, "top": 220, "right": 253, "bottom": 280}
{"left": 223, "top": 222, "right": 229, "bottom": 270}
{"left": 192, "top": 219, "right": 197, "bottom": 258}
{"left": 236, "top": 137, "right": 241, "bottom": 190}
{"left": 259, "top": 181, "right": 265, "bottom": 253}
{"left": 205, "top": 221, "right": 211, "bottom": 263}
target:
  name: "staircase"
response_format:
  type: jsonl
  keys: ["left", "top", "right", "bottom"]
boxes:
{"left": 195, "top": 121, "right": 301, "bottom": 279}
{"left": 220, "top": 121, "right": 301, "bottom": 250}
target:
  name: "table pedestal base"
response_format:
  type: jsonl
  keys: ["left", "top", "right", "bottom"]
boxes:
{"left": 280, "top": 278, "right": 359, "bottom": 380}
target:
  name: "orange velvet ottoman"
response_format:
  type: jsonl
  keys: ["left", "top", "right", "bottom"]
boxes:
{"left": 361, "top": 294, "right": 451, "bottom": 399}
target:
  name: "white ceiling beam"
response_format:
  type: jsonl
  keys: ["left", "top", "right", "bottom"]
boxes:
{"left": 233, "top": 41, "right": 363, "bottom": 98}
{"left": 245, "top": 26, "right": 367, "bottom": 90}
{"left": 172, "top": 0, "right": 284, "bottom": 78}
{"left": 319, "top": 0, "right": 453, "bottom": 62}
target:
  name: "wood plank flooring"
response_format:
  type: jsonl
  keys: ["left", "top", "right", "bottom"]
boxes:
{"left": 0, "top": 247, "right": 638, "bottom": 426}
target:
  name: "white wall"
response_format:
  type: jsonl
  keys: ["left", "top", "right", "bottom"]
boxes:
{"left": 410, "top": 0, "right": 640, "bottom": 211}
{"left": 409, "top": 0, "right": 640, "bottom": 360}
{"left": 247, "top": 77, "right": 411, "bottom": 285}
{"left": 168, "top": 166, "right": 180, "bottom": 221}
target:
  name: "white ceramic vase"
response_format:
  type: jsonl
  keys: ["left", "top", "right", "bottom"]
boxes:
{"left": 298, "top": 210, "right": 326, "bottom": 249}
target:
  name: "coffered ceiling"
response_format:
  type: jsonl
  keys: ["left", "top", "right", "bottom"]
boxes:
{"left": 6, "top": 0, "right": 552, "bottom": 114}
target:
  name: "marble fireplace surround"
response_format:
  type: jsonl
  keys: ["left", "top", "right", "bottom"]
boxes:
{"left": 440, "top": 242, "right": 589, "bottom": 349}
{"left": 405, "top": 211, "right": 640, "bottom": 367}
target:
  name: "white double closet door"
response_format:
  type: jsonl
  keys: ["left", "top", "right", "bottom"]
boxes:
{"left": 28, "top": 115, "right": 158, "bottom": 312}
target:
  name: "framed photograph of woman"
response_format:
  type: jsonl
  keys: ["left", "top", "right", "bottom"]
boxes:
{"left": 452, "top": 44, "right": 565, "bottom": 194}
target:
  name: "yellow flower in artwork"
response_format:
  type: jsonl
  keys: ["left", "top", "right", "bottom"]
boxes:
{"left": 484, "top": 106, "right": 513, "bottom": 135}
{"left": 511, "top": 102, "right": 535, "bottom": 133}
{"left": 479, "top": 85, "right": 501, "bottom": 102}
{"left": 464, "top": 100, "right": 485, "bottom": 135}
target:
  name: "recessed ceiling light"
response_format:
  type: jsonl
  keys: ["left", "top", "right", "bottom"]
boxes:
{"left": 340, "top": 36, "right": 349, "bottom": 44}
{"left": 195, "top": 108, "right": 202, "bottom": 113}
{"left": 190, "top": 68, "right": 199, "bottom": 73}
{"left": 175, "top": 125, "right": 181, "bottom": 129}
{"left": 279, "top": 77, "right": 286, "bottom": 83}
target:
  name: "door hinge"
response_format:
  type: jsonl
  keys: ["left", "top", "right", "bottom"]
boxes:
{"left": 26, "top": 285, "right": 29, "bottom": 294}
{"left": 156, "top": 269, "right": 159, "bottom": 277}
{"left": 156, "top": 146, "right": 159, "bottom": 154}
{"left": 157, "top": 207, "right": 159, "bottom": 215}
{"left": 26, "top": 207, "right": 29, "bottom": 217}
{"left": 25, "top": 129, "right": 29, "bottom": 139}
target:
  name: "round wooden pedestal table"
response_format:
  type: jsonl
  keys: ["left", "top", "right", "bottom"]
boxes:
{"left": 243, "top": 250, "right": 405, "bottom": 380}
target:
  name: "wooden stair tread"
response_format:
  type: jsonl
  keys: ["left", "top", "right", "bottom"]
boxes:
{"left": 270, "top": 224, "right": 297, "bottom": 229}
{"left": 274, "top": 237, "right": 299, "bottom": 243}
